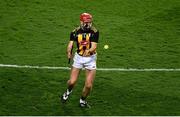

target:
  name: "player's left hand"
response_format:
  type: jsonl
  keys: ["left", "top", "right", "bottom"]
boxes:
{"left": 83, "top": 49, "right": 90, "bottom": 57}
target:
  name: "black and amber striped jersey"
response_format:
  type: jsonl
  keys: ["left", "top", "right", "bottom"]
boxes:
{"left": 70, "top": 26, "right": 99, "bottom": 56}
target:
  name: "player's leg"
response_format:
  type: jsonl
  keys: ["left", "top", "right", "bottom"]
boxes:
{"left": 61, "top": 52, "right": 83, "bottom": 102}
{"left": 67, "top": 67, "right": 81, "bottom": 91}
{"left": 61, "top": 67, "right": 80, "bottom": 102}
{"left": 80, "top": 69, "right": 96, "bottom": 107}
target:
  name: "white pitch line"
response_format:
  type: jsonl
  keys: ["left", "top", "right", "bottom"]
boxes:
{"left": 97, "top": 68, "right": 180, "bottom": 71}
{"left": 0, "top": 64, "right": 180, "bottom": 71}
{"left": 0, "top": 64, "right": 70, "bottom": 70}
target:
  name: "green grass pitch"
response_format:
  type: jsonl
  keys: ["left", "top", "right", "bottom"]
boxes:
{"left": 0, "top": 0, "right": 180, "bottom": 115}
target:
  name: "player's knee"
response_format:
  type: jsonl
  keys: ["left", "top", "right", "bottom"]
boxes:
{"left": 85, "top": 82, "right": 93, "bottom": 89}
{"left": 67, "top": 80, "right": 76, "bottom": 86}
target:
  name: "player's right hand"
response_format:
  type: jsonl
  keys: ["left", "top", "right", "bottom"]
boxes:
{"left": 67, "top": 52, "right": 72, "bottom": 59}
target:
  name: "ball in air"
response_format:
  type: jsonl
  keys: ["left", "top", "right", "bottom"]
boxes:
{"left": 104, "top": 45, "right": 109, "bottom": 49}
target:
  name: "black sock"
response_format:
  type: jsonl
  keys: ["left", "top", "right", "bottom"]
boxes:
{"left": 81, "top": 96, "right": 86, "bottom": 100}
{"left": 67, "top": 86, "right": 73, "bottom": 92}
{"left": 67, "top": 88, "right": 71, "bottom": 92}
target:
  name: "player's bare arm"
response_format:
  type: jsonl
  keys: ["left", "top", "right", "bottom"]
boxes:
{"left": 67, "top": 41, "right": 74, "bottom": 59}
{"left": 83, "top": 42, "right": 97, "bottom": 56}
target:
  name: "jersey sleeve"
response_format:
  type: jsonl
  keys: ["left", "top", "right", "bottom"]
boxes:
{"left": 91, "top": 31, "right": 99, "bottom": 43}
{"left": 70, "top": 32, "right": 76, "bottom": 41}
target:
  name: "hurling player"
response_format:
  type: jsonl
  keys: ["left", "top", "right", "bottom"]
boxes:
{"left": 61, "top": 13, "right": 99, "bottom": 108}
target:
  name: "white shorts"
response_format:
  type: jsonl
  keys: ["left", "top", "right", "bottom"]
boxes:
{"left": 72, "top": 52, "right": 97, "bottom": 70}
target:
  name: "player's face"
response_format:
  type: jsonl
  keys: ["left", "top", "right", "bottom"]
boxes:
{"left": 80, "top": 21, "right": 92, "bottom": 30}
